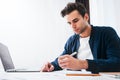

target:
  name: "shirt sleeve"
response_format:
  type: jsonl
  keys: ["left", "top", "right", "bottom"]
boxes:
{"left": 87, "top": 27, "right": 120, "bottom": 73}
{"left": 51, "top": 35, "right": 74, "bottom": 71}
{"left": 51, "top": 34, "right": 79, "bottom": 71}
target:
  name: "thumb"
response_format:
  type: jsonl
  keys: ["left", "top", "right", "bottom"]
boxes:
{"left": 48, "top": 65, "right": 54, "bottom": 72}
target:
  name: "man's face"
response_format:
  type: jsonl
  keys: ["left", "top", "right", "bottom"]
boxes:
{"left": 65, "top": 10, "right": 89, "bottom": 35}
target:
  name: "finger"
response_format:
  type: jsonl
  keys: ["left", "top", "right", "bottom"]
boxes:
{"left": 59, "top": 57, "right": 69, "bottom": 64}
{"left": 58, "top": 57, "right": 69, "bottom": 64}
{"left": 46, "top": 63, "right": 52, "bottom": 72}
{"left": 41, "top": 63, "right": 50, "bottom": 72}
{"left": 59, "top": 55, "right": 70, "bottom": 60}
{"left": 40, "top": 65, "right": 47, "bottom": 72}
{"left": 59, "top": 60, "right": 67, "bottom": 65}
{"left": 49, "top": 65, "right": 54, "bottom": 72}
{"left": 47, "top": 63, "right": 54, "bottom": 72}
{"left": 60, "top": 63, "right": 68, "bottom": 69}
{"left": 58, "top": 58, "right": 69, "bottom": 68}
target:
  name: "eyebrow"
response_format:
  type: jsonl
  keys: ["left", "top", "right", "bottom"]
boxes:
{"left": 72, "top": 18, "right": 78, "bottom": 22}
{"left": 67, "top": 18, "right": 78, "bottom": 24}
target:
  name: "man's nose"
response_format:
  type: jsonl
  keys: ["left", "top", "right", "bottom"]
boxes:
{"left": 71, "top": 23, "right": 76, "bottom": 28}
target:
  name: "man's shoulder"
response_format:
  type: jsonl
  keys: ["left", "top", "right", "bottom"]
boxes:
{"left": 69, "top": 34, "right": 79, "bottom": 40}
{"left": 92, "top": 25, "right": 115, "bottom": 33}
{"left": 65, "top": 34, "right": 79, "bottom": 44}
{"left": 92, "top": 25, "right": 113, "bottom": 30}
{"left": 91, "top": 25, "right": 117, "bottom": 37}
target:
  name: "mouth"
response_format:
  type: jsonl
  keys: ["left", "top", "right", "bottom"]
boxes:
{"left": 74, "top": 29, "right": 79, "bottom": 33}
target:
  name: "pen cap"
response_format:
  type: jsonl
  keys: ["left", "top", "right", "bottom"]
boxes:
{"left": 71, "top": 52, "right": 77, "bottom": 56}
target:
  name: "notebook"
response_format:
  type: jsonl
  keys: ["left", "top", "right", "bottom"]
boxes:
{"left": 0, "top": 43, "right": 40, "bottom": 72}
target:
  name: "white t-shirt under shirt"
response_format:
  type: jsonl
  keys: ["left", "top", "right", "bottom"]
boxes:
{"left": 77, "top": 36, "right": 93, "bottom": 60}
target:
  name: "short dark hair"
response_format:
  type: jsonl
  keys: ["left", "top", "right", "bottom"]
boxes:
{"left": 61, "top": 2, "right": 87, "bottom": 17}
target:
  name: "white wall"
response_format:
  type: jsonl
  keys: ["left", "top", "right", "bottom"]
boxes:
{"left": 0, "top": 0, "right": 74, "bottom": 69}
{"left": 1, "top": 0, "right": 119, "bottom": 70}
{"left": 90, "top": 0, "right": 120, "bottom": 36}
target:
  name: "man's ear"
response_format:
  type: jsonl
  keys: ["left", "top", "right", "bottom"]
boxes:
{"left": 84, "top": 13, "right": 89, "bottom": 21}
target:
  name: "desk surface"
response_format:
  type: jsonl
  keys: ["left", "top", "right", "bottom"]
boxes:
{"left": 0, "top": 70, "right": 120, "bottom": 80}
{"left": 100, "top": 72, "right": 120, "bottom": 75}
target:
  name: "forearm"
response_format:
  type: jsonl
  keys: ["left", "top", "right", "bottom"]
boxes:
{"left": 86, "top": 58, "right": 120, "bottom": 73}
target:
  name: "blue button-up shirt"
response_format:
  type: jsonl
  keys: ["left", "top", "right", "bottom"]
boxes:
{"left": 51, "top": 25, "right": 120, "bottom": 73}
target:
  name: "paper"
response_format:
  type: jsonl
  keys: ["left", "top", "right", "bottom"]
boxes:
{"left": 0, "top": 70, "right": 119, "bottom": 80}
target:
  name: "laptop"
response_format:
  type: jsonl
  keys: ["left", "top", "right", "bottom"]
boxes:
{"left": 0, "top": 43, "right": 40, "bottom": 72}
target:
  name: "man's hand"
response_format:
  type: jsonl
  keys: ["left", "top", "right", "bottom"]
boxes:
{"left": 40, "top": 62, "right": 54, "bottom": 72}
{"left": 58, "top": 55, "right": 88, "bottom": 70}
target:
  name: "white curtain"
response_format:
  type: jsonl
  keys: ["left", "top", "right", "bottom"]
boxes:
{"left": 89, "top": 0, "right": 120, "bottom": 36}
{"left": 0, "top": 0, "right": 74, "bottom": 69}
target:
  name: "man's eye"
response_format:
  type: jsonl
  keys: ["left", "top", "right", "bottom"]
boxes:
{"left": 73, "top": 19, "right": 78, "bottom": 23}
{"left": 68, "top": 22, "right": 71, "bottom": 25}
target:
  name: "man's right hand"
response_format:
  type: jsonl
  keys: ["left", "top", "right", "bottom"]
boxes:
{"left": 40, "top": 62, "right": 54, "bottom": 72}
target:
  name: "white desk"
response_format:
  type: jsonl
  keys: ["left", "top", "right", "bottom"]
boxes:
{"left": 0, "top": 70, "right": 120, "bottom": 80}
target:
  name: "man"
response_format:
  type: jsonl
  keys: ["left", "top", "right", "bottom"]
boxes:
{"left": 41, "top": 2, "right": 120, "bottom": 73}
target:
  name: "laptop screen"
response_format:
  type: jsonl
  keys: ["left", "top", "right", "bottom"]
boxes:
{"left": 0, "top": 43, "right": 15, "bottom": 71}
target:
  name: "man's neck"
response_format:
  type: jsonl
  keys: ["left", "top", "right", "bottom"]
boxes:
{"left": 80, "top": 25, "right": 91, "bottom": 38}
